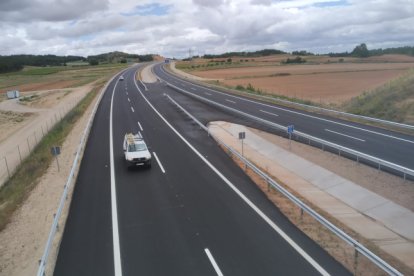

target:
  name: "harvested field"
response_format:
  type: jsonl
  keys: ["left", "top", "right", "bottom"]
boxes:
{"left": 223, "top": 69, "right": 409, "bottom": 104}
{"left": 188, "top": 61, "right": 414, "bottom": 104}
{"left": 177, "top": 54, "right": 414, "bottom": 105}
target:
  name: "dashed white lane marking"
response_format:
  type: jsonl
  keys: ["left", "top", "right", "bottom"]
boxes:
{"left": 133, "top": 75, "right": 330, "bottom": 276}
{"left": 153, "top": 152, "right": 165, "bottom": 173}
{"left": 225, "top": 99, "right": 236, "bottom": 104}
{"left": 205, "top": 248, "right": 224, "bottom": 276}
{"left": 160, "top": 67, "right": 414, "bottom": 145}
{"left": 131, "top": 106, "right": 135, "bottom": 113}
{"left": 260, "top": 109, "right": 279, "bottom": 117}
{"left": 205, "top": 92, "right": 212, "bottom": 96}
{"left": 128, "top": 98, "right": 130, "bottom": 102}
{"left": 191, "top": 87, "right": 197, "bottom": 90}
{"left": 325, "top": 129, "right": 366, "bottom": 142}
{"left": 138, "top": 121, "right": 143, "bottom": 131}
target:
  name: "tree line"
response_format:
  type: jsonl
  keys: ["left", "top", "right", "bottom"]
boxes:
{"left": 203, "top": 49, "right": 285, "bottom": 59}
{"left": 329, "top": 44, "right": 414, "bottom": 58}
{"left": 0, "top": 52, "right": 155, "bottom": 74}
{"left": 0, "top": 54, "right": 84, "bottom": 73}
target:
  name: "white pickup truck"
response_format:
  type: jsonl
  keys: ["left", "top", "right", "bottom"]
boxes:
{"left": 123, "top": 133, "right": 152, "bottom": 168}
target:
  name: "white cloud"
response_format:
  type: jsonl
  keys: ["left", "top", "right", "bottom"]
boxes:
{"left": 0, "top": 0, "right": 413, "bottom": 57}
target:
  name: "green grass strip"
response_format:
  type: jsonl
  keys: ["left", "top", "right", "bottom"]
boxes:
{"left": 0, "top": 85, "right": 100, "bottom": 231}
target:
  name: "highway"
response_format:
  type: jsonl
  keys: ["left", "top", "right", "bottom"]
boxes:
{"left": 54, "top": 66, "right": 350, "bottom": 275}
{"left": 153, "top": 63, "right": 414, "bottom": 171}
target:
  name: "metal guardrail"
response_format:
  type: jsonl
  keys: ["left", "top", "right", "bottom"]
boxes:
{"left": 37, "top": 70, "right": 126, "bottom": 276}
{"left": 162, "top": 64, "right": 414, "bottom": 131}
{"left": 166, "top": 82, "right": 414, "bottom": 180}
{"left": 164, "top": 93, "right": 403, "bottom": 276}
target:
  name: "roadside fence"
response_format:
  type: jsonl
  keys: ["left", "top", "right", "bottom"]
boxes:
{"left": 0, "top": 99, "right": 81, "bottom": 187}
{"left": 164, "top": 93, "right": 403, "bottom": 276}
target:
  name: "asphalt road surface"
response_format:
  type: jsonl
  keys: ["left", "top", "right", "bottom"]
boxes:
{"left": 54, "top": 66, "right": 350, "bottom": 275}
{"left": 153, "top": 63, "right": 414, "bottom": 172}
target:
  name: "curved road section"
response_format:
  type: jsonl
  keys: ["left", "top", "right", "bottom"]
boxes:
{"left": 153, "top": 63, "right": 414, "bottom": 172}
{"left": 53, "top": 66, "right": 350, "bottom": 275}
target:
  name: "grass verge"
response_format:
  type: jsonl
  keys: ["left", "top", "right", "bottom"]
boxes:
{"left": 0, "top": 85, "right": 100, "bottom": 231}
{"left": 343, "top": 69, "right": 414, "bottom": 125}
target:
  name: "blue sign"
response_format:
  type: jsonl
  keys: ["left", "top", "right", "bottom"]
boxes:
{"left": 287, "top": 125, "right": 294, "bottom": 134}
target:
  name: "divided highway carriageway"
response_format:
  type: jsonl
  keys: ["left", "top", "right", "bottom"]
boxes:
{"left": 54, "top": 65, "right": 350, "bottom": 275}
{"left": 154, "top": 63, "right": 414, "bottom": 173}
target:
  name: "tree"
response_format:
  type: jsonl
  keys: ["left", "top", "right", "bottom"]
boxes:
{"left": 89, "top": 59, "right": 99, "bottom": 66}
{"left": 352, "top": 43, "right": 369, "bottom": 58}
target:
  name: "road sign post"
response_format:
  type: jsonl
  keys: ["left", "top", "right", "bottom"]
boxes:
{"left": 287, "top": 125, "right": 294, "bottom": 149}
{"left": 239, "top": 131, "right": 246, "bottom": 169}
{"left": 51, "top": 146, "right": 61, "bottom": 172}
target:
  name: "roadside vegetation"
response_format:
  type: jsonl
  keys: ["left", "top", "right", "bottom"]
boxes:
{"left": 0, "top": 63, "right": 127, "bottom": 96}
{"left": 0, "top": 85, "right": 100, "bottom": 231}
{"left": 231, "top": 82, "right": 315, "bottom": 106}
{"left": 343, "top": 69, "right": 414, "bottom": 124}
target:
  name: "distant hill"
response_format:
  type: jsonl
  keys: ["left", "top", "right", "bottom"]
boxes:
{"left": 202, "top": 49, "right": 286, "bottom": 59}
{"left": 0, "top": 54, "right": 85, "bottom": 74}
{"left": 87, "top": 51, "right": 154, "bottom": 64}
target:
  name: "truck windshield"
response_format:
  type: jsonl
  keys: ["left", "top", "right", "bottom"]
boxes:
{"left": 128, "top": 143, "right": 147, "bottom": 152}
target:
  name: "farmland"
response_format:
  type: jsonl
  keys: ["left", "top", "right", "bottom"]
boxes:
{"left": 0, "top": 63, "right": 128, "bottom": 96}
{"left": 176, "top": 55, "right": 414, "bottom": 105}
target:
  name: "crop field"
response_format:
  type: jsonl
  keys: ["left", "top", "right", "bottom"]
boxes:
{"left": 0, "top": 63, "right": 127, "bottom": 96}
{"left": 178, "top": 55, "right": 414, "bottom": 105}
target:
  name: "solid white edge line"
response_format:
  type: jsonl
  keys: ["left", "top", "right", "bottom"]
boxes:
{"left": 159, "top": 66, "right": 414, "bottom": 144}
{"left": 205, "top": 248, "right": 224, "bottom": 276}
{"left": 133, "top": 75, "right": 330, "bottom": 276}
{"left": 260, "top": 109, "right": 279, "bottom": 117}
{"left": 325, "top": 129, "right": 365, "bottom": 142}
{"left": 110, "top": 76, "right": 123, "bottom": 276}
{"left": 131, "top": 106, "right": 135, "bottom": 112}
{"left": 153, "top": 152, "right": 165, "bottom": 173}
{"left": 138, "top": 121, "right": 143, "bottom": 131}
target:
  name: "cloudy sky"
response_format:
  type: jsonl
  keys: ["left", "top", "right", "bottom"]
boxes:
{"left": 1, "top": 0, "right": 413, "bottom": 58}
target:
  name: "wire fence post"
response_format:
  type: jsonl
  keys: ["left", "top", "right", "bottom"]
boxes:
{"left": 4, "top": 157, "right": 10, "bottom": 179}
{"left": 27, "top": 137, "right": 31, "bottom": 152}
{"left": 17, "top": 145, "right": 22, "bottom": 163}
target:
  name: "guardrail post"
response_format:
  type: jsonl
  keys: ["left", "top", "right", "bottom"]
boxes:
{"left": 300, "top": 208, "right": 304, "bottom": 223}
{"left": 353, "top": 248, "right": 359, "bottom": 275}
